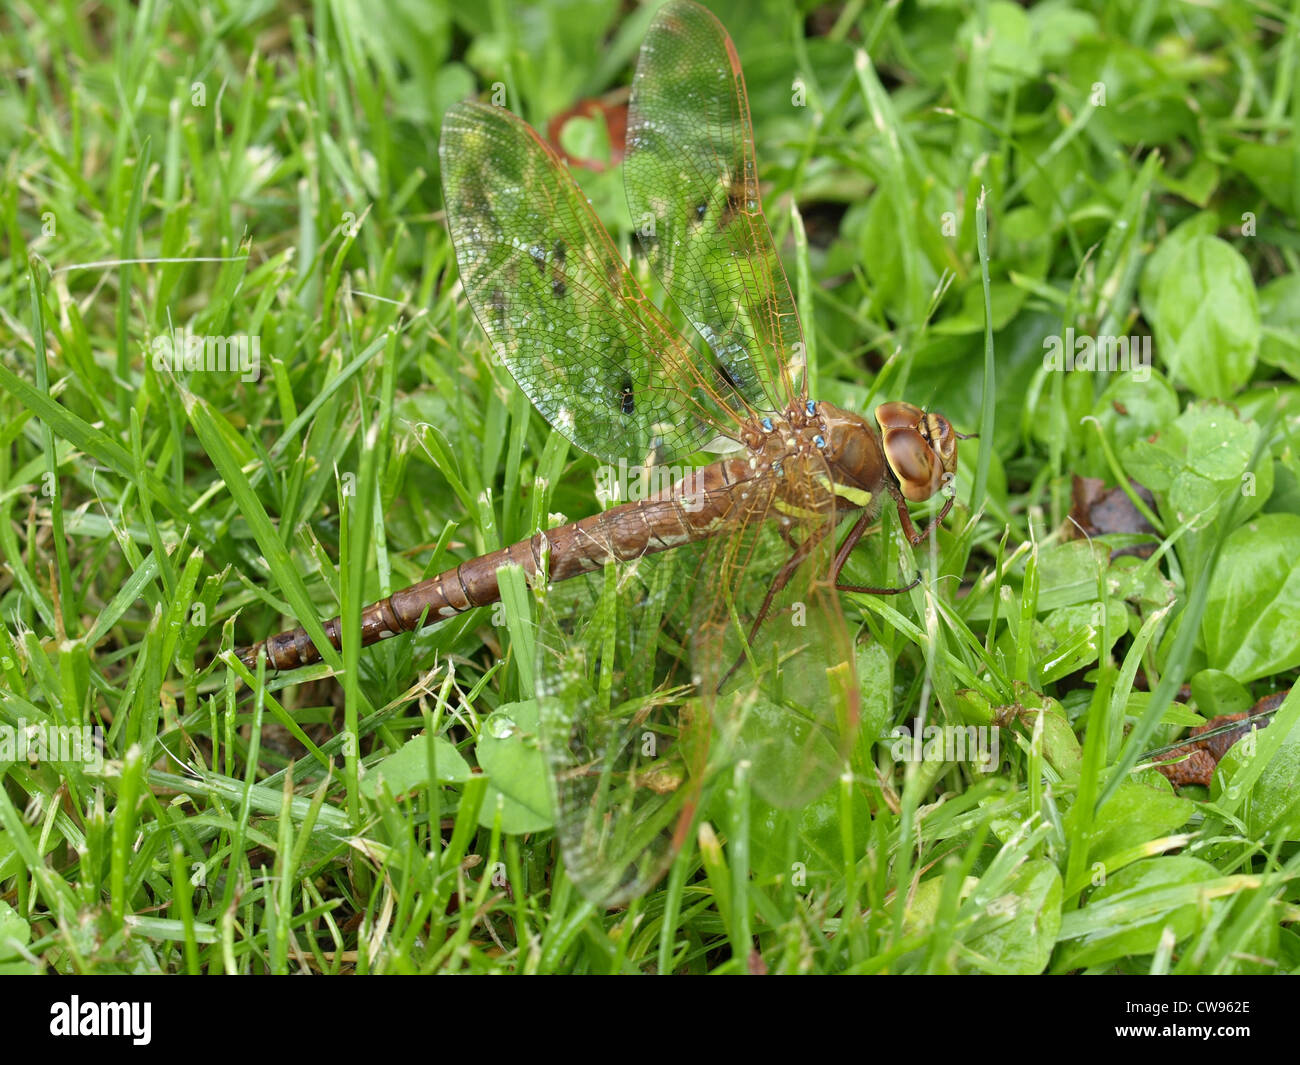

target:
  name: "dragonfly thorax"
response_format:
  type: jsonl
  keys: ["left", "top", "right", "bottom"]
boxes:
{"left": 757, "top": 399, "right": 959, "bottom": 512}
{"left": 814, "top": 401, "right": 892, "bottom": 509}
{"left": 737, "top": 400, "right": 886, "bottom": 515}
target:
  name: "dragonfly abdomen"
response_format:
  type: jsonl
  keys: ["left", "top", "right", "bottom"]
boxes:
{"left": 236, "top": 459, "right": 751, "bottom": 671}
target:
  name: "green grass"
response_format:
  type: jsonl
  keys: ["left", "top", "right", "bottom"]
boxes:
{"left": 2, "top": 0, "right": 1300, "bottom": 974}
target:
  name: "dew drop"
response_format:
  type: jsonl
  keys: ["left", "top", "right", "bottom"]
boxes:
{"left": 488, "top": 715, "right": 517, "bottom": 739}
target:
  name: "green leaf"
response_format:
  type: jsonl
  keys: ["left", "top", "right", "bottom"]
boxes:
{"left": 1037, "top": 600, "right": 1129, "bottom": 684}
{"left": 1152, "top": 237, "right": 1259, "bottom": 397}
{"left": 1230, "top": 141, "right": 1297, "bottom": 214}
{"left": 860, "top": 186, "right": 920, "bottom": 321}
{"left": 1158, "top": 156, "right": 1218, "bottom": 208}
{"left": 1075, "top": 776, "right": 1193, "bottom": 868}
{"left": 965, "top": 859, "right": 1062, "bottom": 974}
{"left": 476, "top": 700, "right": 553, "bottom": 834}
{"left": 1216, "top": 717, "right": 1300, "bottom": 839}
{"left": 795, "top": 785, "right": 872, "bottom": 886}
{"left": 1203, "top": 514, "right": 1300, "bottom": 682}
{"left": 1092, "top": 369, "right": 1179, "bottom": 453}
{"left": 960, "top": 2, "right": 1040, "bottom": 92}
{"left": 360, "top": 732, "right": 472, "bottom": 800}
{"left": 1138, "top": 210, "right": 1218, "bottom": 324}
{"left": 1032, "top": 540, "right": 1112, "bottom": 612}
{"left": 1187, "top": 669, "right": 1252, "bottom": 717}
{"left": 1259, "top": 274, "right": 1300, "bottom": 379}
{"left": 997, "top": 205, "right": 1053, "bottom": 280}
{"left": 1030, "top": 690, "right": 1083, "bottom": 782}
{"left": 1269, "top": 447, "right": 1300, "bottom": 518}
{"left": 1122, "top": 403, "right": 1271, "bottom": 531}
{"left": 0, "top": 901, "right": 31, "bottom": 962}
{"left": 931, "top": 280, "right": 1024, "bottom": 335}
{"left": 856, "top": 641, "right": 894, "bottom": 745}
{"left": 1057, "top": 856, "right": 1221, "bottom": 968}
{"left": 1027, "top": 4, "right": 1098, "bottom": 62}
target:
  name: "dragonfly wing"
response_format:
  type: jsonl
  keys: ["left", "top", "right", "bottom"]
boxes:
{"left": 537, "top": 465, "right": 860, "bottom": 905}
{"left": 537, "top": 543, "right": 711, "bottom": 906}
{"left": 692, "top": 457, "right": 860, "bottom": 808}
{"left": 440, "top": 100, "right": 749, "bottom": 466}
{"left": 625, "top": 0, "right": 806, "bottom": 413}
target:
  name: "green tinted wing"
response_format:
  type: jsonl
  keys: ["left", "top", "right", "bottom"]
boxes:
{"left": 625, "top": 0, "right": 806, "bottom": 414}
{"left": 440, "top": 100, "right": 749, "bottom": 466}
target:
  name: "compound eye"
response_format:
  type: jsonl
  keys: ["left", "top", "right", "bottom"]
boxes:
{"left": 875, "top": 401, "right": 924, "bottom": 432}
{"left": 883, "top": 426, "right": 943, "bottom": 502}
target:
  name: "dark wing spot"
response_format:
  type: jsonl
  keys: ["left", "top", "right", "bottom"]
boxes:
{"left": 718, "top": 183, "right": 744, "bottom": 231}
{"left": 693, "top": 200, "right": 708, "bottom": 223}
{"left": 632, "top": 226, "right": 657, "bottom": 260}
{"left": 549, "top": 242, "right": 567, "bottom": 297}
{"left": 718, "top": 363, "right": 743, "bottom": 391}
{"left": 490, "top": 288, "right": 507, "bottom": 328}
{"left": 619, "top": 378, "right": 635, "bottom": 415}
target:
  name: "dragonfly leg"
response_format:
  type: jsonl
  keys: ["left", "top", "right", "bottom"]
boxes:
{"left": 836, "top": 518, "right": 921, "bottom": 594}
{"left": 837, "top": 572, "right": 922, "bottom": 596}
{"left": 717, "top": 530, "right": 825, "bottom": 689}
{"left": 829, "top": 494, "right": 936, "bottom": 596}
{"left": 831, "top": 509, "right": 875, "bottom": 577}
{"left": 893, "top": 486, "right": 954, "bottom": 546}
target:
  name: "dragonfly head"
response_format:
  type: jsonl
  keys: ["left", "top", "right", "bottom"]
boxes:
{"left": 875, "top": 402, "right": 959, "bottom": 502}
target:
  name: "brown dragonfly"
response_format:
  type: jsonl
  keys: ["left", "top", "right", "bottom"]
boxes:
{"left": 236, "top": 0, "right": 962, "bottom": 904}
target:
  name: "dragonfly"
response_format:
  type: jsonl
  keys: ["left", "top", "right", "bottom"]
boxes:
{"left": 236, "top": 0, "right": 964, "bottom": 904}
